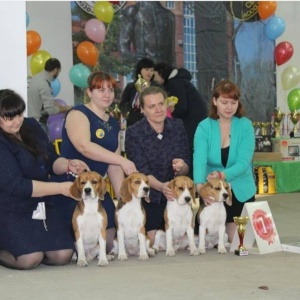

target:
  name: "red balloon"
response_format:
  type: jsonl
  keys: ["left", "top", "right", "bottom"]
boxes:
{"left": 258, "top": 1, "right": 277, "bottom": 20}
{"left": 275, "top": 41, "right": 294, "bottom": 66}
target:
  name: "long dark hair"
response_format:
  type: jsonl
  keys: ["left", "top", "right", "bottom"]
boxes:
{"left": 0, "top": 89, "right": 46, "bottom": 158}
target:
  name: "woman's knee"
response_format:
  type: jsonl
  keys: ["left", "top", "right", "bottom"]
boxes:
{"left": 44, "top": 249, "right": 74, "bottom": 266}
{"left": 16, "top": 252, "right": 44, "bottom": 270}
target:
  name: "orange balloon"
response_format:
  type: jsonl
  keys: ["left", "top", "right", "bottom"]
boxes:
{"left": 26, "top": 30, "right": 41, "bottom": 56}
{"left": 76, "top": 41, "right": 99, "bottom": 67}
{"left": 258, "top": 1, "right": 277, "bottom": 20}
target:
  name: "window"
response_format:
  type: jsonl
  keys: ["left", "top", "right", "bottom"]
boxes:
{"left": 183, "top": 3, "right": 197, "bottom": 87}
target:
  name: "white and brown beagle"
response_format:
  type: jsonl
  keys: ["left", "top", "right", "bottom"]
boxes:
{"left": 110, "top": 172, "right": 155, "bottom": 261}
{"left": 197, "top": 178, "right": 232, "bottom": 254}
{"left": 153, "top": 176, "right": 199, "bottom": 257}
{"left": 70, "top": 171, "right": 109, "bottom": 267}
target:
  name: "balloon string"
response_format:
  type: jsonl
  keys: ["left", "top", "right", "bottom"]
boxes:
{"left": 93, "top": 23, "right": 111, "bottom": 72}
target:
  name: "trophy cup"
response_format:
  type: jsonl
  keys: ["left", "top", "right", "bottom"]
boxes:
{"left": 260, "top": 122, "right": 271, "bottom": 136}
{"left": 289, "top": 110, "right": 300, "bottom": 134}
{"left": 233, "top": 216, "right": 250, "bottom": 256}
{"left": 135, "top": 74, "right": 150, "bottom": 94}
{"left": 273, "top": 108, "right": 285, "bottom": 138}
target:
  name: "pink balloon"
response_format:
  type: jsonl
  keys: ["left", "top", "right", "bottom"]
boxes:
{"left": 84, "top": 18, "right": 106, "bottom": 43}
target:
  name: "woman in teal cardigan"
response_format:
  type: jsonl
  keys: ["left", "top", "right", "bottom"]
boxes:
{"left": 193, "top": 80, "right": 256, "bottom": 242}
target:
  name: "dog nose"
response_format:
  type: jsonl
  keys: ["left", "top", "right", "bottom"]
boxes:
{"left": 84, "top": 187, "right": 92, "bottom": 195}
{"left": 185, "top": 196, "right": 191, "bottom": 203}
{"left": 223, "top": 193, "right": 228, "bottom": 199}
{"left": 143, "top": 187, "right": 150, "bottom": 193}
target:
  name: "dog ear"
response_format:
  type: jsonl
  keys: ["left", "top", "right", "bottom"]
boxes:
{"left": 69, "top": 177, "right": 82, "bottom": 201}
{"left": 199, "top": 182, "right": 211, "bottom": 199}
{"left": 225, "top": 183, "right": 233, "bottom": 206}
{"left": 97, "top": 175, "right": 107, "bottom": 201}
{"left": 119, "top": 176, "right": 132, "bottom": 203}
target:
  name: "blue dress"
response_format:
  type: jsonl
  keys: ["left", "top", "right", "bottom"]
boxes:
{"left": 0, "top": 118, "right": 75, "bottom": 257}
{"left": 54, "top": 105, "right": 119, "bottom": 229}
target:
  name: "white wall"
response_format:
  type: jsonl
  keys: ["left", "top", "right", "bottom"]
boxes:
{"left": 0, "top": 2, "right": 27, "bottom": 102}
{"left": 26, "top": 1, "right": 74, "bottom": 105}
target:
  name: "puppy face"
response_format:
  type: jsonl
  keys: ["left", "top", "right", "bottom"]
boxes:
{"left": 119, "top": 172, "right": 150, "bottom": 203}
{"left": 70, "top": 171, "right": 106, "bottom": 201}
{"left": 199, "top": 178, "right": 232, "bottom": 206}
{"left": 168, "top": 176, "right": 196, "bottom": 205}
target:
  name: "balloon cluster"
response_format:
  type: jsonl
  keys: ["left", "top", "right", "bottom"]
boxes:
{"left": 258, "top": 2, "right": 300, "bottom": 112}
{"left": 26, "top": 12, "right": 54, "bottom": 79}
{"left": 70, "top": 1, "right": 115, "bottom": 89}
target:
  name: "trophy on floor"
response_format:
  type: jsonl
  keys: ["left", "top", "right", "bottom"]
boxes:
{"left": 233, "top": 216, "right": 250, "bottom": 256}
{"left": 289, "top": 110, "right": 300, "bottom": 135}
{"left": 273, "top": 108, "right": 285, "bottom": 138}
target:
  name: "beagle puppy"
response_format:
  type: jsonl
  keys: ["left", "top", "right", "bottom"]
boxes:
{"left": 153, "top": 176, "right": 199, "bottom": 257}
{"left": 70, "top": 171, "right": 109, "bottom": 267}
{"left": 197, "top": 178, "right": 232, "bottom": 254}
{"left": 110, "top": 172, "right": 155, "bottom": 261}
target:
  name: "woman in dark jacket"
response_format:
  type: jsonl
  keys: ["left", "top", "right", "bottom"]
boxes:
{"left": 154, "top": 63, "right": 208, "bottom": 178}
{"left": 120, "top": 58, "right": 156, "bottom": 127}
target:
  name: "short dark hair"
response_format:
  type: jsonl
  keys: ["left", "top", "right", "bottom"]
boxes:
{"left": 0, "top": 89, "right": 25, "bottom": 119}
{"left": 139, "top": 86, "right": 168, "bottom": 108}
{"left": 209, "top": 80, "right": 245, "bottom": 119}
{"left": 153, "top": 62, "right": 174, "bottom": 82}
{"left": 44, "top": 58, "right": 61, "bottom": 72}
{"left": 135, "top": 58, "right": 155, "bottom": 80}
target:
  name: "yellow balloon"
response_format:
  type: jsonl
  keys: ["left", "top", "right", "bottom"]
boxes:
{"left": 281, "top": 66, "right": 300, "bottom": 91}
{"left": 94, "top": 1, "right": 114, "bottom": 24}
{"left": 30, "top": 50, "right": 51, "bottom": 75}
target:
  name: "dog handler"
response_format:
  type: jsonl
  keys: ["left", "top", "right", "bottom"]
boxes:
{"left": 125, "top": 86, "right": 190, "bottom": 245}
{"left": 0, "top": 89, "right": 88, "bottom": 270}
{"left": 193, "top": 80, "right": 256, "bottom": 242}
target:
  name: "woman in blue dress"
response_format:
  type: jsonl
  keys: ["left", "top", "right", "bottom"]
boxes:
{"left": 56, "top": 71, "right": 137, "bottom": 252}
{"left": 0, "top": 89, "right": 88, "bottom": 270}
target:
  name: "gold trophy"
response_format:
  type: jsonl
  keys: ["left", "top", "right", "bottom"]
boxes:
{"left": 233, "top": 216, "right": 250, "bottom": 256}
{"left": 135, "top": 74, "right": 150, "bottom": 93}
{"left": 289, "top": 110, "right": 300, "bottom": 134}
{"left": 260, "top": 122, "right": 271, "bottom": 136}
{"left": 273, "top": 108, "right": 285, "bottom": 138}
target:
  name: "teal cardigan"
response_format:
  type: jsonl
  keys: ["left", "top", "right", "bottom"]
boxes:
{"left": 193, "top": 116, "right": 256, "bottom": 202}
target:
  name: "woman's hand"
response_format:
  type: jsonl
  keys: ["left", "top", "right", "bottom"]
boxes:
{"left": 120, "top": 158, "right": 137, "bottom": 176}
{"left": 207, "top": 171, "right": 224, "bottom": 180}
{"left": 68, "top": 159, "right": 90, "bottom": 175}
{"left": 162, "top": 182, "right": 176, "bottom": 201}
{"left": 172, "top": 158, "right": 188, "bottom": 176}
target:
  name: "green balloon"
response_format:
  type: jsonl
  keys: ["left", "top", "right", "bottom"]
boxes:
{"left": 287, "top": 88, "right": 300, "bottom": 111}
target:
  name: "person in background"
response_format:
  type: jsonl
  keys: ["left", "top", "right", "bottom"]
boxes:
{"left": 119, "top": 58, "right": 157, "bottom": 127}
{"left": 0, "top": 89, "right": 89, "bottom": 270}
{"left": 125, "top": 86, "right": 190, "bottom": 245}
{"left": 27, "top": 58, "right": 72, "bottom": 132}
{"left": 55, "top": 71, "right": 137, "bottom": 252}
{"left": 153, "top": 62, "right": 208, "bottom": 178}
{"left": 193, "top": 80, "right": 256, "bottom": 242}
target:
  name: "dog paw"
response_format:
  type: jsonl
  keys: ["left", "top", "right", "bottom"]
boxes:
{"left": 190, "top": 249, "right": 199, "bottom": 256}
{"left": 107, "top": 254, "right": 116, "bottom": 261}
{"left": 138, "top": 254, "right": 149, "bottom": 261}
{"left": 77, "top": 260, "right": 88, "bottom": 267}
{"left": 198, "top": 248, "right": 206, "bottom": 254}
{"left": 166, "top": 250, "right": 176, "bottom": 257}
{"left": 148, "top": 248, "right": 156, "bottom": 257}
{"left": 98, "top": 259, "right": 109, "bottom": 267}
{"left": 118, "top": 254, "right": 128, "bottom": 261}
{"left": 218, "top": 248, "right": 227, "bottom": 254}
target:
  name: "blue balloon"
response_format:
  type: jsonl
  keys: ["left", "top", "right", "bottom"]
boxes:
{"left": 26, "top": 12, "right": 30, "bottom": 28}
{"left": 69, "top": 63, "right": 91, "bottom": 88}
{"left": 51, "top": 78, "right": 61, "bottom": 97}
{"left": 265, "top": 16, "right": 286, "bottom": 40}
